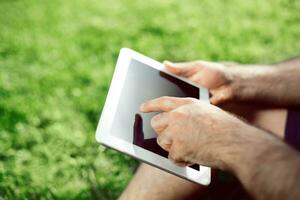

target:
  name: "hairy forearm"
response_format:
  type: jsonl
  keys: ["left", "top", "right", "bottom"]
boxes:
{"left": 247, "top": 146, "right": 300, "bottom": 200}
{"left": 225, "top": 127, "right": 300, "bottom": 200}
{"left": 229, "top": 59, "right": 300, "bottom": 106}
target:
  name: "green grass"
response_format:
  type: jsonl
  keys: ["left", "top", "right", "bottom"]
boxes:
{"left": 0, "top": 0, "right": 299, "bottom": 199}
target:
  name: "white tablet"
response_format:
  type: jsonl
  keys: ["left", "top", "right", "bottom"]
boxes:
{"left": 96, "top": 48, "right": 211, "bottom": 185}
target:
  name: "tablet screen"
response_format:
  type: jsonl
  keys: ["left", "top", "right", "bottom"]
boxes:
{"left": 110, "top": 59, "right": 200, "bottom": 170}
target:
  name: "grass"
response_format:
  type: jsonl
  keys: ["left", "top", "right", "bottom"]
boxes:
{"left": 0, "top": 0, "right": 299, "bottom": 199}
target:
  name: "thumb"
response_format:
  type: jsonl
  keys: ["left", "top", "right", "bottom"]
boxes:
{"left": 210, "top": 86, "right": 233, "bottom": 105}
{"left": 163, "top": 60, "right": 198, "bottom": 77}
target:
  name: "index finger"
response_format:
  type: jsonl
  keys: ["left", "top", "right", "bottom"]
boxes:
{"left": 140, "top": 96, "right": 198, "bottom": 113}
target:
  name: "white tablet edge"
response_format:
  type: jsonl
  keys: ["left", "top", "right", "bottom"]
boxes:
{"left": 96, "top": 48, "right": 211, "bottom": 185}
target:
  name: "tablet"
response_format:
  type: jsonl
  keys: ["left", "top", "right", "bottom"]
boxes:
{"left": 96, "top": 48, "right": 211, "bottom": 185}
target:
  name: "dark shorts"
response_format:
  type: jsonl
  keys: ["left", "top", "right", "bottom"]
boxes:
{"left": 284, "top": 109, "right": 300, "bottom": 151}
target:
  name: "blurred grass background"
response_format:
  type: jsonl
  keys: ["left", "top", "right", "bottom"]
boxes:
{"left": 0, "top": 0, "right": 299, "bottom": 199}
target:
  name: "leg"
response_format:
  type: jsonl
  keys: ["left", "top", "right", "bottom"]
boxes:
{"left": 119, "top": 163, "right": 206, "bottom": 200}
{"left": 119, "top": 105, "right": 287, "bottom": 200}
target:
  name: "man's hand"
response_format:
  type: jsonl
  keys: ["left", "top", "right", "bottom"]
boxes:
{"left": 164, "top": 59, "right": 300, "bottom": 106}
{"left": 140, "top": 96, "right": 300, "bottom": 200}
{"left": 164, "top": 61, "right": 235, "bottom": 105}
{"left": 140, "top": 96, "right": 250, "bottom": 170}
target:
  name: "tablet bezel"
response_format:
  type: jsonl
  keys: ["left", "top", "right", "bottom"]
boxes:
{"left": 96, "top": 48, "right": 211, "bottom": 185}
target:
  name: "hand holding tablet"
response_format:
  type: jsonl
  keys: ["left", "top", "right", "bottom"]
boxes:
{"left": 96, "top": 48, "right": 211, "bottom": 185}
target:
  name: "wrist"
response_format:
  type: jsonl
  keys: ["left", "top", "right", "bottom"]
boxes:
{"left": 227, "top": 65, "right": 277, "bottom": 102}
{"left": 218, "top": 123, "right": 269, "bottom": 171}
{"left": 208, "top": 121, "right": 258, "bottom": 172}
{"left": 223, "top": 125, "right": 285, "bottom": 181}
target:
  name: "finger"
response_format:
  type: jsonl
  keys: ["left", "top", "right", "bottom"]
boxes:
{"left": 168, "top": 154, "right": 192, "bottom": 167}
{"left": 164, "top": 60, "right": 199, "bottom": 77}
{"left": 140, "top": 96, "right": 197, "bottom": 113}
{"left": 151, "top": 112, "right": 169, "bottom": 134}
{"left": 189, "top": 72, "right": 219, "bottom": 89}
{"left": 157, "top": 134, "right": 172, "bottom": 151}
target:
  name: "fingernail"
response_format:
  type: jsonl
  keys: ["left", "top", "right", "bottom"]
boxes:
{"left": 163, "top": 60, "right": 174, "bottom": 66}
{"left": 139, "top": 103, "right": 145, "bottom": 112}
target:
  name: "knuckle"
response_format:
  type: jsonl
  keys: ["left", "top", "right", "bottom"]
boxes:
{"left": 150, "top": 115, "right": 158, "bottom": 128}
{"left": 171, "top": 109, "right": 186, "bottom": 119}
{"left": 169, "top": 151, "right": 181, "bottom": 163}
{"left": 157, "top": 136, "right": 166, "bottom": 146}
{"left": 161, "top": 96, "right": 171, "bottom": 101}
{"left": 157, "top": 136, "right": 172, "bottom": 151}
{"left": 156, "top": 136, "right": 163, "bottom": 146}
{"left": 185, "top": 97, "right": 198, "bottom": 104}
